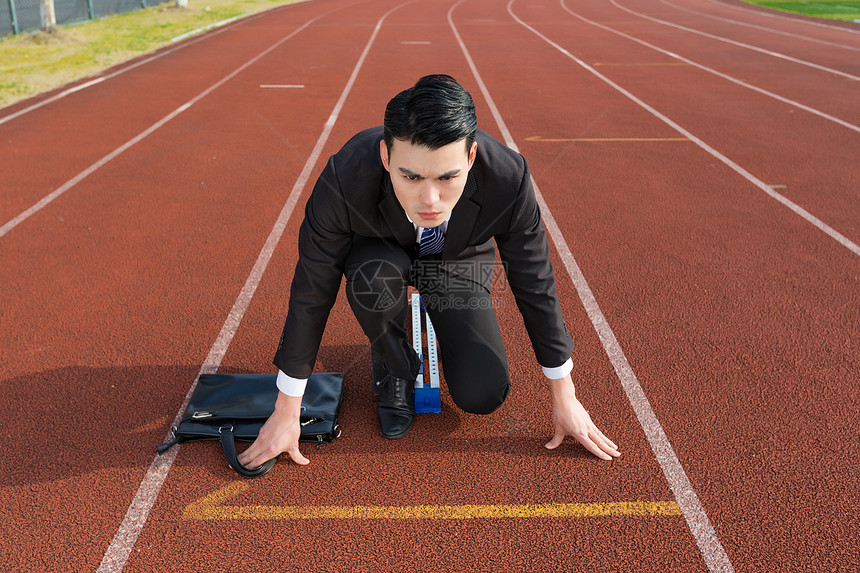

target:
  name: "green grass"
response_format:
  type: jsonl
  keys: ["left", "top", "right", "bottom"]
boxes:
{"left": 740, "top": 0, "right": 860, "bottom": 22}
{"left": 0, "top": 0, "right": 304, "bottom": 110}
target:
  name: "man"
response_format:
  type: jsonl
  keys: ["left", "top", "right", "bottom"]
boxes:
{"left": 238, "top": 74, "right": 619, "bottom": 469}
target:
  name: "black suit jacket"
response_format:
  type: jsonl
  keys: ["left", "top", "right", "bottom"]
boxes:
{"left": 273, "top": 127, "right": 573, "bottom": 378}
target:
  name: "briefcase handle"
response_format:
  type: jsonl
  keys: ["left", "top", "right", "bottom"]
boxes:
{"left": 218, "top": 425, "right": 277, "bottom": 478}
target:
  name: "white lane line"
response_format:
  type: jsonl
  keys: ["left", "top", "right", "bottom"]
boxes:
{"left": 658, "top": 0, "right": 860, "bottom": 52}
{"left": 0, "top": 11, "right": 326, "bottom": 241}
{"left": 0, "top": 79, "right": 110, "bottom": 127}
{"left": 0, "top": 4, "right": 299, "bottom": 127}
{"left": 610, "top": 0, "right": 860, "bottom": 81}
{"left": 516, "top": 0, "right": 860, "bottom": 258}
{"left": 261, "top": 84, "right": 306, "bottom": 88}
{"left": 96, "top": 3, "right": 410, "bottom": 571}
{"left": 0, "top": 105, "right": 183, "bottom": 240}
{"left": 706, "top": 0, "right": 860, "bottom": 35}
{"left": 559, "top": 0, "right": 859, "bottom": 133}
{"left": 449, "top": 2, "right": 736, "bottom": 572}
{"left": 55, "top": 77, "right": 107, "bottom": 96}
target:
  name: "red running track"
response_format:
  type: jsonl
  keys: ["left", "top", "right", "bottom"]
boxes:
{"left": 0, "top": 0, "right": 857, "bottom": 571}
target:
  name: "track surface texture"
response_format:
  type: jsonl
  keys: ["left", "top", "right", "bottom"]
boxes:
{"left": 1, "top": 0, "right": 857, "bottom": 571}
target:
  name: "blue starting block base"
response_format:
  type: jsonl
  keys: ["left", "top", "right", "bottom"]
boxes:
{"left": 415, "top": 384, "right": 441, "bottom": 413}
{"left": 411, "top": 293, "right": 441, "bottom": 413}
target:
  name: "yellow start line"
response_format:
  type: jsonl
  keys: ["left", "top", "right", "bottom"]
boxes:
{"left": 183, "top": 481, "right": 682, "bottom": 521}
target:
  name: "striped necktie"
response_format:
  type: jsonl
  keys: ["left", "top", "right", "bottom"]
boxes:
{"left": 418, "top": 225, "right": 445, "bottom": 257}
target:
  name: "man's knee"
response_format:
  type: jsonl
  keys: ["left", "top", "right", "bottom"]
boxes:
{"left": 449, "top": 380, "right": 510, "bottom": 415}
{"left": 438, "top": 335, "right": 510, "bottom": 415}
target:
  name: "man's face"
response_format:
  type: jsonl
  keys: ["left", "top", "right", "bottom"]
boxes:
{"left": 380, "top": 138, "right": 478, "bottom": 228}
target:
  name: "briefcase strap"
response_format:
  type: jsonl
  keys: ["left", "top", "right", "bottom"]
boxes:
{"left": 218, "top": 425, "right": 277, "bottom": 478}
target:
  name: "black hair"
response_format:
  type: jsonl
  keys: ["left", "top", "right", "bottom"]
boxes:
{"left": 383, "top": 74, "right": 477, "bottom": 155}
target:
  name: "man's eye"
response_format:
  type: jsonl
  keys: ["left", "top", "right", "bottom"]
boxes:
{"left": 438, "top": 176, "right": 452, "bottom": 181}
{"left": 406, "top": 175, "right": 421, "bottom": 181}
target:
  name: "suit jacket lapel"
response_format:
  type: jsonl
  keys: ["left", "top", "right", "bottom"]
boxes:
{"left": 378, "top": 175, "right": 416, "bottom": 248}
{"left": 443, "top": 170, "right": 479, "bottom": 259}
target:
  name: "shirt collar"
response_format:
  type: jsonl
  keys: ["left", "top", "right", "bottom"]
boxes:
{"left": 404, "top": 211, "right": 451, "bottom": 242}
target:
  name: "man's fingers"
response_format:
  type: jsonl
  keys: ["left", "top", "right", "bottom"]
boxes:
{"left": 601, "top": 439, "right": 621, "bottom": 457}
{"left": 593, "top": 427, "right": 619, "bottom": 451}
{"left": 580, "top": 436, "right": 613, "bottom": 461}
{"left": 237, "top": 442, "right": 259, "bottom": 467}
{"left": 240, "top": 450, "right": 275, "bottom": 472}
{"left": 287, "top": 447, "right": 310, "bottom": 466}
{"left": 235, "top": 411, "right": 310, "bottom": 469}
{"left": 589, "top": 429, "right": 620, "bottom": 458}
{"left": 237, "top": 439, "right": 290, "bottom": 470}
{"left": 546, "top": 427, "right": 620, "bottom": 460}
{"left": 544, "top": 431, "right": 565, "bottom": 450}
{"left": 548, "top": 429, "right": 610, "bottom": 459}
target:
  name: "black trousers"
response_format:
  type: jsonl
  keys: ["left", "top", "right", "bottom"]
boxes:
{"left": 345, "top": 237, "right": 510, "bottom": 415}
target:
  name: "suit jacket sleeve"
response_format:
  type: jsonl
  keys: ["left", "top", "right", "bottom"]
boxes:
{"left": 494, "top": 158, "right": 574, "bottom": 368}
{"left": 273, "top": 155, "right": 353, "bottom": 379}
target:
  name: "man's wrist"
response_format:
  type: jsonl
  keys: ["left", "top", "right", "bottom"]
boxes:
{"left": 274, "top": 391, "right": 304, "bottom": 416}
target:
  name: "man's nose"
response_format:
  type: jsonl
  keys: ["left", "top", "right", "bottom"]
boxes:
{"left": 418, "top": 182, "right": 440, "bottom": 206}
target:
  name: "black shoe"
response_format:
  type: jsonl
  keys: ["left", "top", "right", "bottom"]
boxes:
{"left": 376, "top": 375, "right": 415, "bottom": 439}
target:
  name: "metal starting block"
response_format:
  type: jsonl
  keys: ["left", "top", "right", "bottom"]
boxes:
{"left": 411, "top": 293, "right": 441, "bottom": 413}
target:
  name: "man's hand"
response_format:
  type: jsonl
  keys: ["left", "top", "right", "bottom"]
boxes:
{"left": 545, "top": 374, "right": 620, "bottom": 460}
{"left": 237, "top": 392, "right": 310, "bottom": 469}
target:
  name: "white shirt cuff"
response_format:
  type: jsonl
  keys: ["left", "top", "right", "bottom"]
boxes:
{"left": 542, "top": 358, "right": 573, "bottom": 380}
{"left": 276, "top": 370, "right": 307, "bottom": 397}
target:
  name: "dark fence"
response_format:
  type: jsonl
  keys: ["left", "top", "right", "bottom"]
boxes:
{"left": 2, "top": 0, "right": 169, "bottom": 37}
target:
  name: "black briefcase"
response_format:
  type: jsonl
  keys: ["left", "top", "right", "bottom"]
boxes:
{"left": 156, "top": 372, "right": 343, "bottom": 477}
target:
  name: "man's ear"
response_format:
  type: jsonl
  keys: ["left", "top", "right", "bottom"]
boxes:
{"left": 467, "top": 141, "right": 477, "bottom": 169}
{"left": 379, "top": 140, "right": 390, "bottom": 172}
